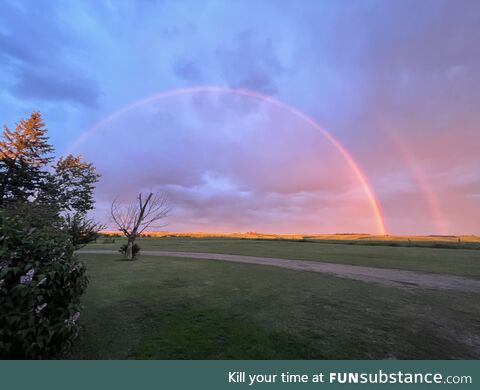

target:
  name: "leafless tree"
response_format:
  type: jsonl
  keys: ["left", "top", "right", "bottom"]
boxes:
{"left": 110, "top": 192, "right": 171, "bottom": 259}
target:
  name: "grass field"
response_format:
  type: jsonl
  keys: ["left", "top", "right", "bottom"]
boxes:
{"left": 88, "top": 236, "right": 480, "bottom": 278}
{"left": 69, "top": 237, "right": 480, "bottom": 359}
{"left": 99, "top": 231, "right": 480, "bottom": 249}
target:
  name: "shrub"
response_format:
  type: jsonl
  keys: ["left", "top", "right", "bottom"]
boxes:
{"left": 0, "top": 215, "right": 88, "bottom": 358}
{"left": 119, "top": 243, "right": 141, "bottom": 258}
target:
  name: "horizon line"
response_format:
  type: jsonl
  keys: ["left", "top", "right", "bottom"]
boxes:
{"left": 99, "top": 230, "right": 479, "bottom": 239}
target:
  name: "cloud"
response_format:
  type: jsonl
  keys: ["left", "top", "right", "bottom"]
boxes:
{"left": 173, "top": 57, "right": 203, "bottom": 82}
{"left": 0, "top": 32, "right": 39, "bottom": 63}
{"left": 0, "top": 0, "right": 100, "bottom": 108}
{"left": 215, "top": 31, "right": 287, "bottom": 94}
{"left": 81, "top": 91, "right": 376, "bottom": 233}
{"left": 9, "top": 66, "right": 100, "bottom": 107}
{"left": 1, "top": 0, "right": 479, "bottom": 234}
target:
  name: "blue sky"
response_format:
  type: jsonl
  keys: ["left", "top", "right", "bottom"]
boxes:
{"left": 1, "top": 0, "right": 479, "bottom": 234}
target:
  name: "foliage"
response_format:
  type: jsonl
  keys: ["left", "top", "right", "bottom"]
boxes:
{"left": 0, "top": 215, "right": 88, "bottom": 358}
{"left": 0, "top": 200, "right": 62, "bottom": 230}
{"left": 0, "top": 112, "right": 99, "bottom": 358}
{"left": 62, "top": 213, "right": 104, "bottom": 249}
{"left": 119, "top": 243, "right": 141, "bottom": 258}
{"left": 0, "top": 112, "right": 54, "bottom": 206}
{"left": 0, "top": 112, "right": 102, "bottom": 247}
{"left": 54, "top": 156, "right": 103, "bottom": 248}
{"left": 54, "top": 155, "right": 100, "bottom": 214}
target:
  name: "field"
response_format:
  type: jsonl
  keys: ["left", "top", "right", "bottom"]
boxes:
{"left": 100, "top": 231, "right": 480, "bottom": 248}
{"left": 88, "top": 236, "right": 480, "bottom": 277}
{"left": 71, "top": 237, "right": 480, "bottom": 359}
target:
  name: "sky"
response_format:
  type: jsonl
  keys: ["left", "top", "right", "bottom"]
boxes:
{"left": 0, "top": 0, "right": 479, "bottom": 235}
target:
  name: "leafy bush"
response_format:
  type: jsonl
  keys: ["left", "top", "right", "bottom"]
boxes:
{"left": 119, "top": 243, "right": 141, "bottom": 258}
{"left": 0, "top": 215, "right": 88, "bottom": 358}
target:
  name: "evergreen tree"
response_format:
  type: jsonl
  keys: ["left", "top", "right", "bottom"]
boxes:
{"left": 0, "top": 112, "right": 102, "bottom": 247}
{"left": 0, "top": 112, "right": 54, "bottom": 205}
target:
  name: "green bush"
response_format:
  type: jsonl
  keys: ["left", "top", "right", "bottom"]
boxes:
{"left": 119, "top": 243, "right": 141, "bottom": 258}
{"left": 0, "top": 215, "right": 88, "bottom": 358}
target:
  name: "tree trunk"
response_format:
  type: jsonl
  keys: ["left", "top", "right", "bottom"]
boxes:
{"left": 126, "top": 236, "right": 135, "bottom": 260}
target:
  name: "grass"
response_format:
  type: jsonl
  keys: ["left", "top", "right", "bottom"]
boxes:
{"left": 99, "top": 231, "right": 480, "bottom": 251}
{"left": 70, "top": 251, "right": 480, "bottom": 359}
{"left": 86, "top": 236, "right": 480, "bottom": 278}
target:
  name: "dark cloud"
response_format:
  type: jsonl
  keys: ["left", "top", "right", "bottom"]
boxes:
{"left": 9, "top": 66, "right": 100, "bottom": 108}
{"left": 0, "top": 32, "right": 39, "bottom": 63}
{"left": 314, "top": 0, "right": 480, "bottom": 128}
{"left": 216, "top": 31, "right": 286, "bottom": 94}
{"left": 0, "top": 0, "right": 100, "bottom": 108}
{"left": 173, "top": 57, "right": 203, "bottom": 82}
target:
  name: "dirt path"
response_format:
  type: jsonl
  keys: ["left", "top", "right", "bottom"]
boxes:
{"left": 79, "top": 249, "right": 480, "bottom": 293}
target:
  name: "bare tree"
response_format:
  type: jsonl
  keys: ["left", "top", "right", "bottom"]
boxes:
{"left": 110, "top": 192, "right": 170, "bottom": 259}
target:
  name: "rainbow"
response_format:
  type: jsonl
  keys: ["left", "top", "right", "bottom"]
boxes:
{"left": 378, "top": 118, "right": 447, "bottom": 235}
{"left": 66, "top": 85, "right": 387, "bottom": 235}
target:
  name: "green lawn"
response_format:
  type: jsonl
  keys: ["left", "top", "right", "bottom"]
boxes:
{"left": 70, "top": 250, "right": 480, "bottom": 359}
{"left": 86, "top": 236, "right": 480, "bottom": 278}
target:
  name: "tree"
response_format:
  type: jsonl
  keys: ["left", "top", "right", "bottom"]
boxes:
{"left": 54, "top": 155, "right": 99, "bottom": 213}
{"left": 0, "top": 112, "right": 54, "bottom": 206}
{"left": 0, "top": 112, "right": 102, "bottom": 247}
{"left": 53, "top": 155, "right": 104, "bottom": 248}
{"left": 111, "top": 192, "right": 170, "bottom": 260}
